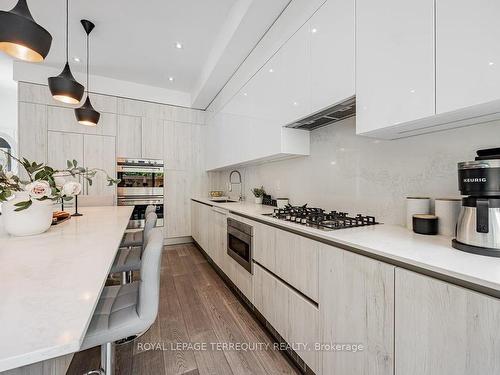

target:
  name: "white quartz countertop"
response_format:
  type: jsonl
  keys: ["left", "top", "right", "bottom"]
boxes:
{"left": 193, "top": 198, "right": 500, "bottom": 294}
{"left": 0, "top": 206, "right": 133, "bottom": 372}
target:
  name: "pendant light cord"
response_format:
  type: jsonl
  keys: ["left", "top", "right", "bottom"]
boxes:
{"left": 86, "top": 30, "right": 89, "bottom": 94}
{"left": 65, "top": 0, "right": 69, "bottom": 62}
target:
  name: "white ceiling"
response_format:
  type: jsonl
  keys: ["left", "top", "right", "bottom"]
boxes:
{"left": 0, "top": 0, "right": 289, "bottom": 108}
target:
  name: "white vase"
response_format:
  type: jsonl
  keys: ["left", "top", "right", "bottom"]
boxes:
{"left": 254, "top": 196, "right": 263, "bottom": 204}
{"left": 1, "top": 193, "right": 54, "bottom": 236}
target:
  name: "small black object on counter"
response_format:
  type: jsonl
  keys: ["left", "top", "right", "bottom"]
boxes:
{"left": 413, "top": 214, "right": 438, "bottom": 235}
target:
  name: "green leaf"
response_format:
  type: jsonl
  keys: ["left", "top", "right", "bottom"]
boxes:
{"left": 73, "top": 159, "right": 78, "bottom": 167}
{"left": 67, "top": 160, "right": 72, "bottom": 169}
{"left": 14, "top": 200, "right": 32, "bottom": 211}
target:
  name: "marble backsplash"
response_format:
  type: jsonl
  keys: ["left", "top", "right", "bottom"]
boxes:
{"left": 207, "top": 118, "right": 500, "bottom": 225}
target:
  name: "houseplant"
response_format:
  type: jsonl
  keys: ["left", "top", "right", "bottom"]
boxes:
{"left": 0, "top": 151, "right": 119, "bottom": 236}
{"left": 250, "top": 186, "right": 266, "bottom": 204}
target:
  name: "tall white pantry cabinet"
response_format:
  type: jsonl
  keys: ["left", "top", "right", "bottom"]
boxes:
{"left": 18, "top": 82, "right": 206, "bottom": 242}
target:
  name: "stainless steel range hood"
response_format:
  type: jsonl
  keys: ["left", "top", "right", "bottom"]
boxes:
{"left": 285, "top": 96, "right": 356, "bottom": 131}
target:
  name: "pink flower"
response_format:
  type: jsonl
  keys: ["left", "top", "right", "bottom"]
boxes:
{"left": 25, "top": 180, "right": 52, "bottom": 199}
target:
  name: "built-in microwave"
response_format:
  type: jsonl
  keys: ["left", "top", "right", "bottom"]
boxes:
{"left": 227, "top": 218, "right": 253, "bottom": 273}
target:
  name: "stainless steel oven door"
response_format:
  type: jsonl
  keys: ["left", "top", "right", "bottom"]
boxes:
{"left": 227, "top": 221, "right": 253, "bottom": 273}
{"left": 117, "top": 166, "right": 164, "bottom": 197}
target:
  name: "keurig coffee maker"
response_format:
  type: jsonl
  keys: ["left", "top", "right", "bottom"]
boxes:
{"left": 453, "top": 147, "right": 500, "bottom": 256}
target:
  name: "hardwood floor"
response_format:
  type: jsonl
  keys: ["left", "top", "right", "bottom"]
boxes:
{"left": 67, "top": 244, "right": 300, "bottom": 375}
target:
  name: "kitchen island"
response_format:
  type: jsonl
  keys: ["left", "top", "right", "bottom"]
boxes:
{"left": 0, "top": 206, "right": 133, "bottom": 373}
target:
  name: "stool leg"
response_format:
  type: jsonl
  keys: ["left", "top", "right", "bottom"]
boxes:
{"left": 101, "top": 342, "right": 115, "bottom": 375}
{"left": 121, "top": 272, "right": 128, "bottom": 285}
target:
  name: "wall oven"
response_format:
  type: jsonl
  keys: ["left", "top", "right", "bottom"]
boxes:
{"left": 227, "top": 218, "right": 253, "bottom": 273}
{"left": 116, "top": 158, "right": 164, "bottom": 228}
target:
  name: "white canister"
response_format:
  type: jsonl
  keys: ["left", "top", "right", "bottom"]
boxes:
{"left": 435, "top": 198, "right": 462, "bottom": 236}
{"left": 406, "top": 197, "right": 431, "bottom": 230}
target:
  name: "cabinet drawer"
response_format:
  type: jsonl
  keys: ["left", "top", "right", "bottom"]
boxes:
{"left": 254, "top": 223, "right": 319, "bottom": 302}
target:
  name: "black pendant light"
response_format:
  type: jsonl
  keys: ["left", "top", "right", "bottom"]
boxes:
{"left": 48, "top": 0, "right": 84, "bottom": 104}
{"left": 0, "top": 0, "right": 52, "bottom": 62}
{"left": 75, "top": 20, "right": 100, "bottom": 126}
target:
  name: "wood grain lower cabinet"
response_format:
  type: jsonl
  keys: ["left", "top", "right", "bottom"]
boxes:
{"left": 288, "top": 288, "right": 320, "bottom": 373}
{"left": 253, "top": 222, "right": 277, "bottom": 271}
{"left": 395, "top": 269, "right": 500, "bottom": 375}
{"left": 253, "top": 263, "right": 319, "bottom": 372}
{"left": 253, "top": 263, "right": 289, "bottom": 340}
{"left": 253, "top": 223, "right": 319, "bottom": 302}
{"left": 191, "top": 201, "right": 201, "bottom": 244}
{"left": 320, "top": 246, "right": 394, "bottom": 375}
{"left": 208, "top": 206, "right": 227, "bottom": 266}
{"left": 166, "top": 171, "right": 191, "bottom": 238}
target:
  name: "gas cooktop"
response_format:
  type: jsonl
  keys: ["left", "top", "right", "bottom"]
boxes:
{"left": 263, "top": 204, "right": 378, "bottom": 231}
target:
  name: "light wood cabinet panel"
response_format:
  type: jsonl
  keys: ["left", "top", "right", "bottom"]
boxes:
{"left": 91, "top": 94, "right": 117, "bottom": 114}
{"left": 275, "top": 229, "right": 319, "bottom": 302}
{"left": 47, "top": 106, "right": 116, "bottom": 137}
{"left": 288, "top": 289, "right": 320, "bottom": 373}
{"left": 320, "top": 246, "right": 394, "bottom": 375}
{"left": 47, "top": 131, "right": 84, "bottom": 171}
{"left": 83, "top": 135, "right": 116, "bottom": 196}
{"left": 191, "top": 200, "right": 202, "bottom": 244}
{"left": 18, "top": 102, "right": 47, "bottom": 166}
{"left": 253, "top": 263, "right": 289, "bottom": 339}
{"left": 165, "top": 170, "right": 191, "bottom": 238}
{"left": 142, "top": 117, "right": 164, "bottom": 159}
{"left": 395, "top": 269, "right": 500, "bottom": 375}
{"left": 253, "top": 222, "right": 276, "bottom": 271}
{"left": 164, "top": 120, "right": 193, "bottom": 170}
{"left": 117, "top": 115, "right": 142, "bottom": 158}
{"left": 208, "top": 207, "right": 227, "bottom": 266}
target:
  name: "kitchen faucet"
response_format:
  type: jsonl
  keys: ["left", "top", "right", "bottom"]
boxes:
{"left": 228, "top": 170, "right": 243, "bottom": 201}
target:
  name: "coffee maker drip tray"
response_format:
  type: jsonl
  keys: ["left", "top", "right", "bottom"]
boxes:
{"left": 452, "top": 239, "right": 500, "bottom": 258}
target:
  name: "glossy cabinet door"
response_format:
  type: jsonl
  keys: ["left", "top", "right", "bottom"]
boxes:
{"left": 320, "top": 245, "right": 394, "bottom": 375}
{"left": 83, "top": 135, "right": 116, "bottom": 196}
{"left": 395, "top": 269, "right": 500, "bottom": 375}
{"left": 356, "top": 0, "right": 435, "bottom": 134}
{"left": 436, "top": 0, "right": 500, "bottom": 113}
{"left": 310, "top": 0, "right": 355, "bottom": 112}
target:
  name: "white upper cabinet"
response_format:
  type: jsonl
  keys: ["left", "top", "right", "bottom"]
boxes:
{"left": 356, "top": 0, "right": 435, "bottom": 136}
{"left": 436, "top": 0, "right": 500, "bottom": 114}
{"left": 310, "top": 0, "right": 355, "bottom": 113}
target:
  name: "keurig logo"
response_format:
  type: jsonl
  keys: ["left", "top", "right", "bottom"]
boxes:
{"left": 463, "top": 178, "right": 487, "bottom": 183}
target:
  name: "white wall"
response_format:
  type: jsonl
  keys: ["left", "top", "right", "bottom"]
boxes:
{"left": 208, "top": 118, "right": 500, "bottom": 225}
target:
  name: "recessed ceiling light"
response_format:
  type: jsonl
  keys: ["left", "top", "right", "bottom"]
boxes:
{"left": 311, "top": 28, "right": 318, "bottom": 33}
{"left": 73, "top": 56, "right": 80, "bottom": 62}
{"left": 293, "top": 101, "right": 299, "bottom": 106}
{"left": 168, "top": 76, "right": 174, "bottom": 82}
{"left": 175, "top": 42, "right": 183, "bottom": 49}
{"left": 489, "top": 61, "right": 495, "bottom": 66}
{"left": 243, "top": 92, "right": 248, "bottom": 96}
{"left": 268, "top": 68, "right": 274, "bottom": 73}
